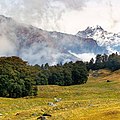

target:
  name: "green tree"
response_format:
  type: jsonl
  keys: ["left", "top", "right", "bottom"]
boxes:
{"left": 0, "top": 56, "right": 38, "bottom": 98}
{"left": 72, "top": 66, "right": 88, "bottom": 84}
{"left": 63, "top": 69, "right": 73, "bottom": 86}
{"left": 35, "top": 72, "right": 48, "bottom": 85}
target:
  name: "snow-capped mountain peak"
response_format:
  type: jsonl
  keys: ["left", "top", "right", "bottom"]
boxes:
{"left": 76, "top": 25, "right": 104, "bottom": 38}
{"left": 77, "top": 25, "right": 120, "bottom": 53}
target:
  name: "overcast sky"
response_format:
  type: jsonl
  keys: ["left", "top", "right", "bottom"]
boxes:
{"left": 0, "top": 0, "right": 120, "bottom": 34}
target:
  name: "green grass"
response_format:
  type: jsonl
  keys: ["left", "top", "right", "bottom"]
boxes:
{"left": 0, "top": 69, "right": 120, "bottom": 120}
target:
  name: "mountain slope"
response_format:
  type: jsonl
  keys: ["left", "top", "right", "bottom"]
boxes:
{"left": 0, "top": 15, "right": 106, "bottom": 65}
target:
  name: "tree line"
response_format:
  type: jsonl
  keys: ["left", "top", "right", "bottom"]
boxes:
{"left": 87, "top": 52, "right": 120, "bottom": 71}
{"left": 0, "top": 56, "right": 88, "bottom": 98}
{"left": 0, "top": 53, "right": 119, "bottom": 98}
{"left": 36, "top": 61, "right": 88, "bottom": 86}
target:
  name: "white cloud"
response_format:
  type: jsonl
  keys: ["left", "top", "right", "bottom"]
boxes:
{"left": 0, "top": 35, "right": 17, "bottom": 56}
{"left": 68, "top": 51, "right": 96, "bottom": 62}
{"left": 0, "top": 0, "right": 120, "bottom": 34}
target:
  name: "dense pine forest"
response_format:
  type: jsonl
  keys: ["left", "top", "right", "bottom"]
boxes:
{"left": 0, "top": 53, "right": 120, "bottom": 98}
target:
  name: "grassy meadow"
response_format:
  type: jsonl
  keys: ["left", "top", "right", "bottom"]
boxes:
{"left": 0, "top": 69, "right": 120, "bottom": 120}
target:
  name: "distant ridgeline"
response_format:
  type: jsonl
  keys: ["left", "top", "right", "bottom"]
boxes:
{"left": 0, "top": 53, "right": 120, "bottom": 98}
{"left": 0, "top": 56, "right": 88, "bottom": 98}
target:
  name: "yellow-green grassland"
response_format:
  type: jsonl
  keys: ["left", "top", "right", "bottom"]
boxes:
{"left": 0, "top": 69, "right": 120, "bottom": 120}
